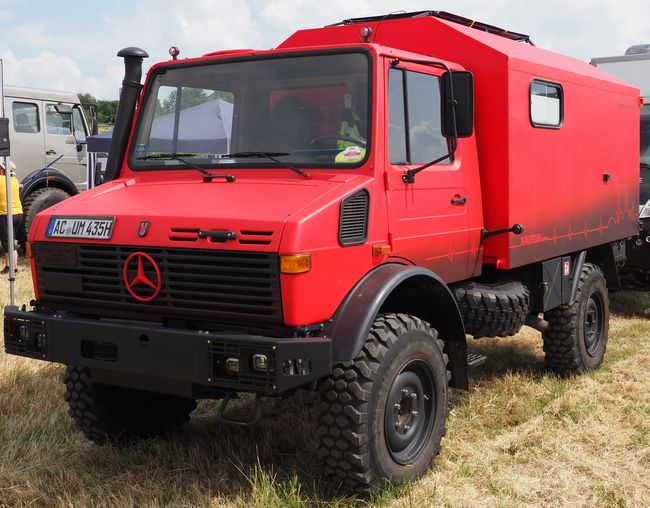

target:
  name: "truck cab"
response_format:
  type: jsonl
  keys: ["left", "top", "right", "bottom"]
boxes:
{"left": 2, "top": 85, "right": 94, "bottom": 242}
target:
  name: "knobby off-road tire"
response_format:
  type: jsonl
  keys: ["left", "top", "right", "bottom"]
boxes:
{"left": 542, "top": 263, "right": 609, "bottom": 375}
{"left": 453, "top": 281, "right": 529, "bottom": 338}
{"left": 63, "top": 365, "right": 197, "bottom": 444}
{"left": 317, "top": 313, "right": 450, "bottom": 493}
{"left": 20, "top": 187, "right": 70, "bottom": 245}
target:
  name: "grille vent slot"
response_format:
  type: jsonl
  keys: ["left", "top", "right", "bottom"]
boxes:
{"left": 339, "top": 189, "right": 369, "bottom": 246}
{"left": 239, "top": 230, "right": 273, "bottom": 245}
{"left": 170, "top": 228, "right": 199, "bottom": 242}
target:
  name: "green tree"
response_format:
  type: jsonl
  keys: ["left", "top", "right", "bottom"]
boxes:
{"left": 78, "top": 92, "right": 118, "bottom": 125}
{"left": 160, "top": 87, "right": 221, "bottom": 114}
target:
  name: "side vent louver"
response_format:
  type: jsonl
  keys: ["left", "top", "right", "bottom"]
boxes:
{"left": 339, "top": 189, "right": 369, "bottom": 246}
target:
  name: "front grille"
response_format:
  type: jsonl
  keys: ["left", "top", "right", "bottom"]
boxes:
{"left": 34, "top": 243, "right": 282, "bottom": 325}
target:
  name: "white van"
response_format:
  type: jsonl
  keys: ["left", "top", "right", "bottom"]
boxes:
{"left": 2, "top": 85, "right": 96, "bottom": 242}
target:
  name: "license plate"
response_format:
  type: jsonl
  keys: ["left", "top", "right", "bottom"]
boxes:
{"left": 46, "top": 216, "right": 115, "bottom": 240}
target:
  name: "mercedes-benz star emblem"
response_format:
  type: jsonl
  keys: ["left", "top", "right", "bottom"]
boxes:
{"left": 123, "top": 252, "right": 162, "bottom": 302}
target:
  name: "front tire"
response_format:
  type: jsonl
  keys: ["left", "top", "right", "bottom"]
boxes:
{"left": 543, "top": 263, "right": 609, "bottom": 374}
{"left": 63, "top": 365, "right": 197, "bottom": 444}
{"left": 317, "top": 313, "right": 449, "bottom": 493}
{"left": 20, "top": 187, "right": 70, "bottom": 245}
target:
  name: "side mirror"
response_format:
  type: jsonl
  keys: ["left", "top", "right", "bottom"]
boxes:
{"left": 55, "top": 103, "right": 73, "bottom": 115}
{"left": 442, "top": 71, "right": 474, "bottom": 138}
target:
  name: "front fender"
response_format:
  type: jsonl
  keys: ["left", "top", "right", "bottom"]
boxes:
{"left": 20, "top": 168, "right": 79, "bottom": 201}
{"left": 325, "top": 263, "right": 469, "bottom": 389}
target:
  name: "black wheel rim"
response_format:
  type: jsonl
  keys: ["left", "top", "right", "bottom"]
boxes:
{"left": 584, "top": 290, "right": 605, "bottom": 357}
{"left": 384, "top": 359, "right": 436, "bottom": 465}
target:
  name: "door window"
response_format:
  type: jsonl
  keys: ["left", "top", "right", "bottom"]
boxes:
{"left": 45, "top": 104, "right": 72, "bottom": 135}
{"left": 72, "top": 107, "right": 87, "bottom": 143}
{"left": 12, "top": 102, "right": 40, "bottom": 133}
{"left": 388, "top": 68, "right": 449, "bottom": 164}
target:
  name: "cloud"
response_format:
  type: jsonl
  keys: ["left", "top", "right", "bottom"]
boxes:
{"left": 1, "top": 48, "right": 123, "bottom": 99}
{"left": 2, "top": 0, "right": 649, "bottom": 100}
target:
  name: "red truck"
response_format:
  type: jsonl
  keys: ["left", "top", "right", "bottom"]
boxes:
{"left": 4, "top": 11, "right": 640, "bottom": 492}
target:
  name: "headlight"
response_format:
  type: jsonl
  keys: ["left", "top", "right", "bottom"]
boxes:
{"left": 640, "top": 199, "right": 650, "bottom": 219}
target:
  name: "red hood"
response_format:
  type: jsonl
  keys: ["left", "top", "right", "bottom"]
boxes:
{"left": 31, "top": 172, "right": 371, "bottom": 252}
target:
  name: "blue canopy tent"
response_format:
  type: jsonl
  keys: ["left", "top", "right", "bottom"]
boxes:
{"left": 86, "top": 98, "right": 233, "bottom": 187}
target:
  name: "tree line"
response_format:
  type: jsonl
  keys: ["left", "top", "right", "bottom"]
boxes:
{"left": 78, "top": 93, "right": 118, "bottom": 125}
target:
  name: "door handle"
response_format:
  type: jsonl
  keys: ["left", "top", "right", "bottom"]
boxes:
{"left": 451, "top": 196, "right": 467, "bottom": 205}
{"left": 46, "top": 149, "right": 57, "bottom": 155}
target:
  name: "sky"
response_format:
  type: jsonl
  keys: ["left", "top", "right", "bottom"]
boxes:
{"left": 0, "top": 0, "right": 648, "bottom": 100}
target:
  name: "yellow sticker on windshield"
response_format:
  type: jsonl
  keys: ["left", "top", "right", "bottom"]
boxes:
{"left": 336, "top": 146, "right": 365, "bottom": 163}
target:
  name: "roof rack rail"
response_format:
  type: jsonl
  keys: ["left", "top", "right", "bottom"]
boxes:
{"left": 328, "top": 10, "right": 534, "bottom": 45}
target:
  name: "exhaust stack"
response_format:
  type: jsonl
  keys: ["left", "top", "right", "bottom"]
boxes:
{"left": 103, "top": 47, "right": 148, "bottom": 182}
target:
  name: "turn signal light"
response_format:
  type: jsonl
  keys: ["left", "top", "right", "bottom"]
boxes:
{"left": 25, "top": 242, "right": 32, "bottom": 258}
{"left": 280, "top": 253, "right": 311, "bottom": 274}
{"left": 372, "top": 244, "right": 390, "bottom": 257}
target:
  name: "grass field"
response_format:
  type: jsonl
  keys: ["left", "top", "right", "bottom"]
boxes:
{"left": 1, "top": 260, "right": 649, "bottom": 507}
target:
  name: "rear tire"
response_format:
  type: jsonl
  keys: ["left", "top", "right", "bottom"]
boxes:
{"left": 63, "top": 365, "right": 197, "bottom": 444}
{"left": 317, "top": 313, "right": 449, "bottom": 493}
{"left": 542, "top": 263, "right": 609, "bottom": 374}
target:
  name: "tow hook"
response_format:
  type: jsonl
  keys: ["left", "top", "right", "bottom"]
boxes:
{"left": 216, "top": 392, "right": 263, "bottom": 426}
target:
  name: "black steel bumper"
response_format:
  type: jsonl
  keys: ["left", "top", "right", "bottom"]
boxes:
{"left": 4, "top": 307, "right": 331, "bottom": 397}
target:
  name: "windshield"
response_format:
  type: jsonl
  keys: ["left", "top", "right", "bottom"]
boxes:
{"left": 130, "top": 52, "right": 370, "bottom": 170}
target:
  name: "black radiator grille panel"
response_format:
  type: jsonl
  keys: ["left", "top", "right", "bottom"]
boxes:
{"left": 35, "top": 244, "right": 282, "bottom": 324}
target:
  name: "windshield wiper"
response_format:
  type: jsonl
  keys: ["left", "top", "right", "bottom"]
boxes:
{"left": 219, "top": 151, "right": 308, "bottom": 178}
{"left": 136, "top": 153, "right": 236, "bottom": 182}
{"left": 641, "top": 162, "right": 650, "bottom": 170}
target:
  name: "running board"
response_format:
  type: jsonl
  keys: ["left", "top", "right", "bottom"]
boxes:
{"left": 467, "top": 353, "right": 487, "bottom": 367}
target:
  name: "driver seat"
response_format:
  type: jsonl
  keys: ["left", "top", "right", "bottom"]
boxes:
{"left": 267, "top": 96, "right": 314, "bottom": 152}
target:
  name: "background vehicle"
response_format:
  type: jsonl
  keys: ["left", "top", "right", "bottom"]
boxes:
{"left": 592, "top": 47, "right": 650, "bottom": 285}
{"left": 5, "top": 11, "right": 640, "bottom": 493}
{"left": 2, "top": 85, "right": 97, "bottom": 243}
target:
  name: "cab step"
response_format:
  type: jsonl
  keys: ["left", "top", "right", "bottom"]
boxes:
{"left": 467, "top": 353, "right": 487, "bottom": 367}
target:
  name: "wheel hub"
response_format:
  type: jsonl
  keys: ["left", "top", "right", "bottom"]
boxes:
{"left": 584, "top": 292, "right": 604, "bottom": 357}
{"left": 393, "top": 388, "right": 419, "bottom": 433}
{"left": 384, "top": 360, "right": 436, "bottom": 465}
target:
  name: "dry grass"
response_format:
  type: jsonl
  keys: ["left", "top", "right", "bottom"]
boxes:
{"left": 1, "top": 261, "right": 649, "bottom": 507}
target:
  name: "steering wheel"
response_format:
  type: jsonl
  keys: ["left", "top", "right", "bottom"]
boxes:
{"left": 310, "top": 134, "right": 367, "bottom": 148}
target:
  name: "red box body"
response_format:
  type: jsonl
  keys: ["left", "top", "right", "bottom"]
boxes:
{"left": 282, "top": 15, "right": 640, "bottom": 270}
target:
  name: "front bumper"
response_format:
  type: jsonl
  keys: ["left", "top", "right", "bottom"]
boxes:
{"left": 4, "top": 307, "right": 331, "bottom": 397}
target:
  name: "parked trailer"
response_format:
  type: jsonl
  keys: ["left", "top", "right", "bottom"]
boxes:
{"left": 592, "top": 47, "right": 650, "bottom": 284}
{"left": 5, "top": 11, "right": 640, "bottom": 492}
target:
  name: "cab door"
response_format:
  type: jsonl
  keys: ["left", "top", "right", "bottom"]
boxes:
{"left": 384, "top": 60, "right": 471, "bottom": 283}
{"left": 44, "top": 103, "right": 88, "bottom": 190}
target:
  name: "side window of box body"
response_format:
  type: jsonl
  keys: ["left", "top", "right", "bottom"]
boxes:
{"left": 530, "top": 79, "right": 563, "bottom": 129}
